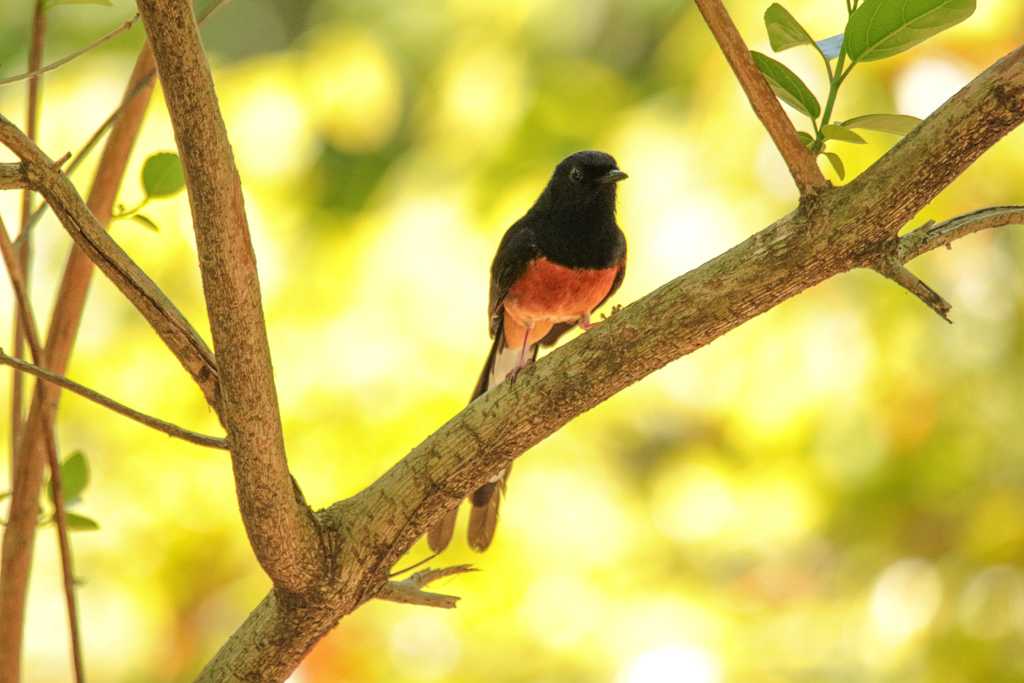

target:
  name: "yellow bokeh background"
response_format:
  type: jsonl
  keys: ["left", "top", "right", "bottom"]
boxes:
{"left": 1, "top": 1, "right": 1023, "bottom": 681}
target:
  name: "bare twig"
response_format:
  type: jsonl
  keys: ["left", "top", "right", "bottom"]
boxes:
{"left": 866, "top": 205, "right": 1024, "bottom": 322}
{"left": 376, "top": 565, "right": 477, "bottom": 609}
{"left": 875, "top": 254, "right": 953, "bottom": 322}
{"left": 0, "top": 350, "right": 229, "bottom": 450}
{"left": 0, "top": 15, "right": 140, "bottom": 87}
{"left": 0, "top": 114, "right": 222, "bottom": 409}
{"left": 898, "top": 206, "right": 1024, "bottom": 261}
{"left": 0, "top": 209, "right": 85, "bottom": 683}
{"left": 693, "top": 0, "right": 828, "bottom": 196}
{"left": 0, "top": 164, "right": 29, "bottom": 189}
{"left": 11, "top": 0, "right": 49, "bottom": 481}
{"left": 0, "top": 46, "right": 161, "bottom": 680}
{"left": 14, "top": 0, "right": 230, "bottom": 248}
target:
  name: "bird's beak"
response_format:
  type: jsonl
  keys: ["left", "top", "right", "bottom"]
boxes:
{"left": 597, "top": 168, "right": 629, "bottom": 184}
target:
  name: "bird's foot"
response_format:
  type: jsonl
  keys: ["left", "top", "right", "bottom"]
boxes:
{"left": 600, "top": 304, "right": 622, "bottom": 321}
{"left": 578, "top": 313, "right": 594, "bottom": 331}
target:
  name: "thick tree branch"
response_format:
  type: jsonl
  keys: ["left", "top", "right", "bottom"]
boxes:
{"left": 0, "top": 349, "right": 228, "bottom": 450}
{"left": 197, "top": 43, "right": 1024, "bottom": 683}
{"left": 136, "top": 0, "right": 325, "bottom": 595}
{"left": 0, "top": 164, "right": 29, "bottom": 190}
{"left": 693, "top": 0, "right": 828, "bottom": 196}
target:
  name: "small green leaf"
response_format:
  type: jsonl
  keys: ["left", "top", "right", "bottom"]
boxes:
{"left": 822, "top": 151, "right": 846, "bottom": 180}
{"left": 63, "top": 512, "right": 99, "bottom": 531}
{"left": 142, "top": 152, "right": 185, "bottom": 198}
{"left": 796, "top": 131, "right": 815, "bottom": 149}
{"left": 816, "top": 34, "right": 844, "bottom": 60}
{"left": 751, "top": 51, "right": 821, "bottom": 119}
{"left": 46, "top": 0, "right": 113, "bottom": 7}
{"left": 0, "top": 491, "right": 9, "bottom": 503}
{"left": 842, "top": 113, "right": 923, "bottom": 135}
{"left": 821, "top": 124, "right": 867, "bottom": 144}
{"left": 845, "top": 0, "right": 976, "bottom": 63}
{"left": 131, "top": 214, "right": 160, "bottom": 232}
{"left": 764, "top": 4, "right": 815, "bottom": 52}
{"left": 48, "top": 451, "right": 89, "bottom": 505}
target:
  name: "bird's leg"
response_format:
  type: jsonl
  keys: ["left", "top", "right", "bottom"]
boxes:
{"left": 578, "top": 312, "right": 593, "bottom": 331}
{"left": 508, "top": 323, "right": 533, "bottom": 384}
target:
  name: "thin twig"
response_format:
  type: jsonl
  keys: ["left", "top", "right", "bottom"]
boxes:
{"left": 13, "top": 0, "right": 230, "bottom": 250}
{"left": 11, "top": 0, "right": 48, "bottom": 504}
{"left": 376, "top": 565, "right": 477, "bottom": 609}
{"left": 865, "top": 205, "right": 1024, "bottom": 322}
{"left": 693, "top": 0, "right": 827, "bottom": 196}
{"left": 898, "top": 206, "right": 1024, "bottom": 261}
{"left": 0, "top": 350, "right": 228, "bottom": 450}
{"left": 0, "top": 209, "right": 85, "bottom": 683}
{"left": 0, "top": 15, "right": 140, "bottom": 87}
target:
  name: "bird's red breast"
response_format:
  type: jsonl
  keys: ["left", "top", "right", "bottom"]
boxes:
{"left": 502, "top": 257, "right": 621, "bottom": 347}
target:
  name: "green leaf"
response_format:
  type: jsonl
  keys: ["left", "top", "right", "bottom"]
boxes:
{"left": 821, "top": 124, "right": 867, "bottom": 144}
{"left": 845, "top": 0, "right": 976, "bottom": 63}
{"left": 796, "top": 131, "right": 815, "bottom": 149}
{"left": 46, "top": 0, "right": 113, "bottom": 7}
{"left": 131, "top": 214, "right": 160, "bottom": 232}
{"left": 842, "top": 113, "right": 923, "bottom": 135}
{"left": 750, "top": 52, "right": 821, "bottom": 119}
{"left": 822, "top": 151, "right": 846, "bottom": 180}
{"left": 0, "top": 491, "right": 9, "bottom": 503}
{"left": 764, "top": 4, "right": 815, "bottom": 52}
{"left": 816, "top": 34, "right": 844, "bottom": 60}
{"left": 48, "top": 451, "right": 89, "bottom": 505}
{"left": 142, "top": 152, "right": 186, "bottom": 198}
{"left": 63, "top": 512, "right": 99, "bottom": 531}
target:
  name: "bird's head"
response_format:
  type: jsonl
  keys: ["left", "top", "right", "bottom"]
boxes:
{"left": 542, "top": 150, "right": 628, "bottom": 210}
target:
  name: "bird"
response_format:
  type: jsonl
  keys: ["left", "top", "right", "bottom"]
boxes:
{"left": 427, "top": 150, "right": 628, "bottom": 553}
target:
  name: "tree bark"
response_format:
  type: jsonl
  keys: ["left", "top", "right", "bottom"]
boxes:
{"left": 136, "top": 0, "right": 327, "bottom": 595}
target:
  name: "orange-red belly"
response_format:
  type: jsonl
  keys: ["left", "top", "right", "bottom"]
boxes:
{"left": 502, "top": 257, "right": 619, "bottom": 347}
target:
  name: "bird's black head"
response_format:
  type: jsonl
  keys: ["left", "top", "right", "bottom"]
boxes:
{"left": 533, "top": 150, "right": 628, "bottom": 217}
{"left": 552, "top": 149, "right": 628, "bottom": 194}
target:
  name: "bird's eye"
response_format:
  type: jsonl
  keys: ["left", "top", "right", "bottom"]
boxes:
{"left": 569, "top": 167, "right": 584, "bottom": 183}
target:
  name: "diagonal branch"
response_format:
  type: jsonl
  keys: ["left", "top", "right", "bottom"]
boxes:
{"left": 136, "top": 0, "right": 325, "bottom": 595}
{"left": 693, "top": 0, "right": 828, "bottom": 196}
{"left": 375, "top": 565, "right": 478, "bottom": 609}
{"left": 0, "top": 349, "right": 229, "bottom": 450}
{"left": 0, "top": 15, "right": 140, "bottom": 87}
{"left": 196, "top": 42, "right": 1024, "bottom": 683}
{"left": 0, "top": 115, "right": 221, "bottom": 409}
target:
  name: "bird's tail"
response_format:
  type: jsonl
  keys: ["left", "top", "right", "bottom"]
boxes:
{"left": 426, "top": 324, "right": 535, "bottom": 552}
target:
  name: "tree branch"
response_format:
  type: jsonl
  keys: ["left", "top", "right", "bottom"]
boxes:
{"left": 196, "top": 43, "right": 1024, "bottom": 683}
{"left": 136, "top": 0, "right": 325, "bottom": 595}
{"left": 0, "top": 115, "right": 222, "bottom": 409}
{"left": 0, "top": 15, "right": 140, "bottom": 87}
{"left": 898, "top": 206, "right": 1024, "bottom": 261}
{"left": 0, "top": 349, "right": 229, "bottom": 450}
{"left": 693, "top": 0, "right": 828, "bottom": 196}
{"left": 0, "top": 45, "right": 161, "bottom": 681}
{"left": 0, "top": 210, "right": 85, "bottom": 683}
{"left": 375, "top": 565, "right": 477, "bottom": 609}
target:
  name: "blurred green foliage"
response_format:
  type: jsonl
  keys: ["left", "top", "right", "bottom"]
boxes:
{"left": 0, "top": 1, "right": 1023, "bottom": 682}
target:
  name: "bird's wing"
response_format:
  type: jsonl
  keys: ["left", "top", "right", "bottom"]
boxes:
{"left": 488, "top": 221, "right": 539, "bottom": 338}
